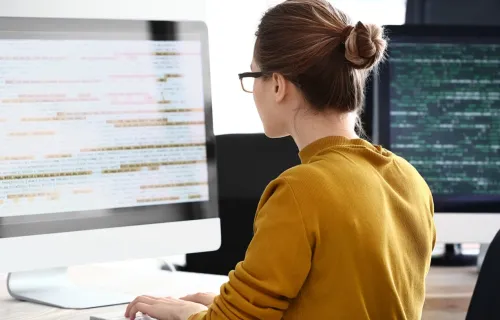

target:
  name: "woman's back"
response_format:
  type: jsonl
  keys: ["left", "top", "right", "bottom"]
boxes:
{"left": 193, "top": 136, "right": 435, "bottom": 320}
{"left": 280, "top": 136, "right": 435, "bottom": 319}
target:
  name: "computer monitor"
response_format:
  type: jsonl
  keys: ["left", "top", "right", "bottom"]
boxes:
{"left": 374, "top": 25, "right": 500, "bottom": 244}
{"left": 0, "top": 17, "right": 220, "bottom": 308}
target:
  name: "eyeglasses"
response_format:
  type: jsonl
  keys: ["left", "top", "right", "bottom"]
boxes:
{"left": 238, "top": 72, "right": 263, "bottom": 93}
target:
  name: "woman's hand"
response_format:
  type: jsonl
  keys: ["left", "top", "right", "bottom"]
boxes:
{"left": 180, "top": 292, "right": 217, "bottom": 307}
{"left": 125, "top": 295, "right": 208, "bottom": 320}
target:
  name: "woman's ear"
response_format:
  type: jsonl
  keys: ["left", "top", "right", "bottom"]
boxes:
{"left": 272, "top": 73, "right": 287, "bottom": 103}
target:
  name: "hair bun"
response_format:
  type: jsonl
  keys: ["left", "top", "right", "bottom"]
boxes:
{"left": 344, "top": 21, "right": 387, "bottom": 69}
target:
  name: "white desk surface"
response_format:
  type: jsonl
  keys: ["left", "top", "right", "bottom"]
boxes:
{"left": 0, "top": 261, "right": 228, "bottom": 320}
{"left": 0, "top": 263, "right": 478, "bottom": 320}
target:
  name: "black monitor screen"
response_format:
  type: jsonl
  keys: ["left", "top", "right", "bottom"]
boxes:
{"left": 376, "top": 26, "right": 500, "bottom": 213}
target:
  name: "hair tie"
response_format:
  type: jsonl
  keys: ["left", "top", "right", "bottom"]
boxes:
{"left": 340, "top": 25, "right": 354, "bottom": 43}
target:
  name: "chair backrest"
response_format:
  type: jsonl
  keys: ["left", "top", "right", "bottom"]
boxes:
{"left": 185, "top": 133, "right": 300, "bottom": 275}
{"left": 216, "top": 133, "right": 299, "bottom": 199}
{"left": 466, "top": 229, "right": 500, "bottom": 319}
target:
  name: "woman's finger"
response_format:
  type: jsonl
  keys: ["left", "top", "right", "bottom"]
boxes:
{"left": 128, "top": 302, "right": 156, "bottom": 320}
{"left": 125, "top": 296, "right": 158, "bottom": 317}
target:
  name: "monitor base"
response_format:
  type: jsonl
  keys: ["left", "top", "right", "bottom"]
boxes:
{"left": 6, "top": 267, "right": 134, "bottom": 309}
{"left": 431, "top": 244, "right": 478, "bottom": 267}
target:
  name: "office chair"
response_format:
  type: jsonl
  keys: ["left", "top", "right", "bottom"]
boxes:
{"left": 466, "top": 229, "right": 500, "bottom": 320}
{"left": 185, "top": 133, "right": 300, "bottom": 275}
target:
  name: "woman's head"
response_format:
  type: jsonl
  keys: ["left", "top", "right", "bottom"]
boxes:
{"left": 247, "top": 0, "right": 387, "bottom": 138}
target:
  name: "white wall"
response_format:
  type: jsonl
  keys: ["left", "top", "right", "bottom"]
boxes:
{"left": 206, "top": 0, "right": 269, "bottom": 135}
{"left": 0, "top": 0, "right": 205, "bottom": 20}
{"left": 206, "top": 0, "right": 407, "bottom": 135}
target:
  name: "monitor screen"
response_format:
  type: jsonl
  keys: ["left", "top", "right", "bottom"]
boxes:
{"left": 0, "top": 18, "right": 217, "bottom": 237}
{"left": 376, "top": 26, "right": 500, "bottom": 213}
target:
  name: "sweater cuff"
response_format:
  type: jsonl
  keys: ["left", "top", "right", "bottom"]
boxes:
{"left": 188, "top": 310, "right": 207, "bottom": 320}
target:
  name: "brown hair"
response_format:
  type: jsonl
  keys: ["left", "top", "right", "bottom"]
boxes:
{"left": 254, "top": 0, "right": 387, "bottom": 128}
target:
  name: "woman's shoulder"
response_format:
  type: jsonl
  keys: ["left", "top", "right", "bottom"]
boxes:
{"left": 278, "top": 160, "right": 346, "bottom": 188}
{"left": 266, "top": 162, "right": 345, "bottom": 204}
{"left": 259, "top": 164, "right": 322, "bottom": 200}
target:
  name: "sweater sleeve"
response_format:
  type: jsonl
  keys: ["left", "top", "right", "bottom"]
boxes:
{"left": 189, "top": 177, "right": 312, "bottom": 320}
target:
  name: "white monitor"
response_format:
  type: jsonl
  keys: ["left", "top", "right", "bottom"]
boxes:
{"left": 373, "top": 25, "right": 500, "bottom": 244}
{"left": 0, "top": 17, "right": 220, "bottom": 308}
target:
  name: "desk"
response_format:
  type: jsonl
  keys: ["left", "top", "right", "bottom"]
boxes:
{"left": 0, "top": 262, "right": 228, "bottom": 320}
{"left": 0, "top": 264, "right": 477, "bottom": 320}
{"left": 423, "top": 267, "right": 478, "bottom": 320}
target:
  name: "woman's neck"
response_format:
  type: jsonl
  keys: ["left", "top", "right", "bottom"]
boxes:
{"left": 290, "top": 111, "right": 359, "bottom": 151}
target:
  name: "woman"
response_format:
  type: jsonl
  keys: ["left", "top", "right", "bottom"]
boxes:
{"left": 126, "top": 0, "right": 436, "bottom": 319}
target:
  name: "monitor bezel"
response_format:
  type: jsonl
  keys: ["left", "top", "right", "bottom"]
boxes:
{"left": 375, "top": 25, "right": 500, "bottom": 213}
{"left": 0, "top": 17, "right": 219, "bottom": 238}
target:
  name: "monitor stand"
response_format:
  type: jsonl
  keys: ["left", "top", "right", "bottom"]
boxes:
{"left": 431, "top": 243, "right": 478, "bottom": 266}
{"left": 6, "top": 267, "right": 134, "bottom": 309}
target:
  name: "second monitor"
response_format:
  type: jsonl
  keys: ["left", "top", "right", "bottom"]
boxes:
{"left": 374, "top": 25, "right": 500, "bottom": 244}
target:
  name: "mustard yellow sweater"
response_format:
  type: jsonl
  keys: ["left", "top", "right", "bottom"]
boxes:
{"left": 190, "top": 136, "right": 436, "bottom": 320}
